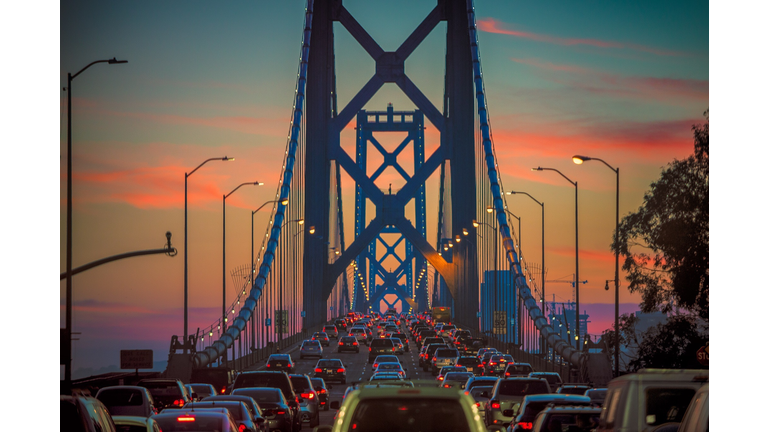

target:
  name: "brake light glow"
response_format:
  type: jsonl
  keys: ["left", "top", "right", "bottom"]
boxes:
{"left": 353, "top": 342, "right": 358, "bottom": 346}
{"left": 505, "top": 372, "right": 510, "bottom": 376}
{"left": 315, "top": 368, "right": 322, "bottom": 373}
{"left": 221, "top": 387, "right": 227, "bottom": 394}
{"left": 373, "top": 363, "right": 378, "bottom": 368}
{"left": 276, "top": 410, "right": 285, "bottom": 415}
{"left": 239, "top": 424, "right": 247, "bottom": 432}
{"left": 319, "top": 389, "right": 326, "bottom": 394}
{"left": 519, "top": 422, "right": 533, "bottom": 430}
{"left": 174, "top": 399, "right": 184, "bottom": 406}
{"left": 490, "top": 401, "right": 500, "bottom": 409}
{"left": 301, "top": 393, "right": 315, "bottom": 399}
{"left": 337, "top": 368, "right": 345, "bottom": 373}
{"left": 177, "top": 416, "right": 195, "bottom": 422}
{"left": 267, "top": 364, "right": 271, "bottom": 367}
{"left": 438, "top": 376, "right": 444, "bottom": 380}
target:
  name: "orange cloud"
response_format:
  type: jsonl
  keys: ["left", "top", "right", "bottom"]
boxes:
{"left": 478, "top": 18, "right": 686, "bottom": 57}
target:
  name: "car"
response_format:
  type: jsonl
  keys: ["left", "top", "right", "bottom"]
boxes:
{"left": 484, "top": 377, "right": 552, "bottom": 427}
{"left": 508, "top": 394, "right": 592, "bottom": 432}
{"left": 323, "top": 324, "right": 340, "bottom": 339}
{"left": 372, "top": 354, "right": 401, "bottom": 369}
{"left": 348, "top": 327, "right": 368, "bottom": 345}
{"left": 231, "top": 387, "right": 294, "bottom": 432}
{"left": 312, "top": 332, "right": 331, "bottom": 347}
{"left": 529, "top": 405, "right": 602, "bottom": 432}
{"left": 314, "top": 358, "right": 347, "bottom": 383}
{"left": 476, "top": 347, "right": 498, "bottom": 360}
{"left": 463, "top": 338, "right": 485, "bottom": 356}
{"left": 389, "top": 337, "right": 405, "bottom": 354}
{"left": 190, "top": 367, "right": 236, "bottom": 396}
{"left": 596, "top": 369, "right": 708, "bottom": 432}
{"left": 112, "top": 415, "right": 162, "bottom": 432}
{"left": 368, "top": 372, "right": 405, "bottom": 382}
{"left": 185, "top": 383, "right": 217, "bottom": 401}
{"left": 455, "top": 355, "right": 482, "bottom": 373}
{"left": 441, "top": 371, "right": 474, "bottom": 389}
{"left": 151, "top": 409, "right": 239, "bottom": 431}
{"left": 503, "top": 362, "right": 533, "bottom": 378}
{"left": 436, "top": 366, "right": 468, "bottom": 381}
{"left": 289, "top": 374, "right": 321, "bottom": 428}
{"left": 421, "top": 343, "right": 449, "bottom": 370}
{"left": 200, "top": 395, "right": 265, "bottom": 428}
{"left": 465, "top": 375, "right": 500, "bottom": 393}
{"left": 137, "top": 378, "right": 192, "bottom": 410}
{"left": 468, "top": 385, "right": 494, "bottom": 419}
{"left": 231, "top": 371, "right": 301, "bottom": 432}
{"left": 390, "top": 332, "right": 410, "bottom": 351}
{"left": 184, "top": 400, "right": 262, "bottom": 432}
{"left": 555, "top": 384, "right": 591, "bottom": 395}
{"left": 334, "top": 319, "right": 347, "bottom": 332}
{"left": 323, "top": 384, "right": 487, "bottom": 432}
{"left": 485, "top": 354, "right": 515, "bottom": 377}
{"left": 528, "top": 372, "right": 563, "bottom": 393}
{"left": 310, "top": 377, "right": 330, "bottom": 411}
{"left": 96, "top": 385, "right": 159, "bottom": 417}
{"left": 266, "top": 354, "right": 295, "bottom": 373}
{"left": 478, "top": 351, "right": 498, "bottom": 374}
{"left": 363, "top": 327, "right": 375, "bottom": 343}
{"left": 61, "top": 393, "right": 118, "bottom": 432}
{"left": 583, "top": 387, "right": 607, "bottom": 407}
{"left": 300, "top": 339, "right": 323, "bottom": 359}
{"left": 337, "top": 335, "right": 360, "bottom": 353}
{"left": 368, "top": 338, "right": 396, "bottom": 362}
{"left": 374, "top": 362, "right": 407, "bottom": 378}
{"left": 431, "top": 347, "right": 460, "bottom": 375}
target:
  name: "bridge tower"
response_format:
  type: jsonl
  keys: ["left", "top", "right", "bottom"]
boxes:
{"left": 303, "top": 0, "right": 478, "bottom": 330}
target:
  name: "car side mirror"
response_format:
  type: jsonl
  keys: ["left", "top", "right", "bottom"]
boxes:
{"left": 330, "top": 401, "right": 340, "bottom": 409}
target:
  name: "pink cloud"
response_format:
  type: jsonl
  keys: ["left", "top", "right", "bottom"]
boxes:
{"left": 478, "top": 18, "right": 686, "bottom": 57}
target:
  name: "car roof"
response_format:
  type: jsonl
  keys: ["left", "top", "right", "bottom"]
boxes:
{"left": 111, "top": 415, "right": 156, "bottom": 426}
{"left": 523, "top": 394, "right": 591, "bottom": 402}
{"left": 354, "top": 387, "right": 467, "bottom": 399}
{"left": 541, "top": 405, "right": 602, "bottom": 414}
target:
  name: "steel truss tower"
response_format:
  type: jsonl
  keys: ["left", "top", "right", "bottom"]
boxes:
{"left": 304, "top": 0, "right": 478, "bottom": 331}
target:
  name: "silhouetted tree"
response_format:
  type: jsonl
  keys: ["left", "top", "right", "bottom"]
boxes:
{"left": 628, "top": 314, "right": 708, "bottom": 370}
{"left": 613, "top": 111, "right": 709, "bottom": 319}
{"left": 599, "top": 313, "right": 640, "bottom": 372}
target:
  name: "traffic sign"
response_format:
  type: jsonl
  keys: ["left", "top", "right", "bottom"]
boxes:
{"left": 696, "top": 344, "right": 709, "bottom": 367}
{"left": 493, "top": 311, "right": 507, "bottom": 334}
{"left": 275, "top": 310, "right": 288, "bottom": 334}
{"left": 265, "top": 318, "right": 271, "bottom": 326}
{"left": 120, "top": 349, "right": 153, "bottom": 369}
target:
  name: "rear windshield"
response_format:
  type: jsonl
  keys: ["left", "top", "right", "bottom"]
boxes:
{"left": 141, "top": 382, "right": 181, "bottom": 396}
{"left": 317, "top": 360, "right": 343, "bottom": 368}
{"left": 559, "top": 387, "right": 589, "bottom": 395}
{"left": 444, "top": 373, "right": 473, "bottom": 381}
{"left": 542, "top": 413, "right": 600, "bottom": 431}
{"left": 427, "top": 344, "right": 448, "bottom": 353}
{"left": 456, "top": 358, "right": 480, "bottom": 366}
{"left": 507, "top": 365, "right": 533, "bottom": 374}
{"left": 341, "top": 336, "right": 357, "bottom": 342}
{"left": 497, "top": 380, "right": 550, "bottom": 396}
{"left": 289, "top": 377, "right": 312, "bottom": 392}
{"left": 435, "top": 348, "right": 459, "bottom": 357}
{"left": 645, "top": 388, "right": 697, "bottom": 426}
{"left": 154, "top": 413, "right": 231, "bottom": 431}
{"left": 234, "top": 374, "right": 292, "bottom": 397}
{"left": 324, "top": 326, "right": 336, "bottom": 330}
{"left": 303, "top": 340, "right": 320, "bottom": 346}
{"left": 521, "top": 400, "right": 590, "bottom": 420}
{"left": 188, "top": 402, "right": 244, "bottom": 421}
{"left": 191, "top": 369, "right": 232, "bottom": 384}
{"left": 531, "top": 374, "right": 561, "bottom": 386}
{"left": 98, "top": 389, "right": 144, "bottom": 406}
{"left": 370, "top": 339, "right": 394, "bottom": 347}
{"left": 349, "top": 398, "right": 470, "bottom": 432}
{"left": 232, "top": 389, "right": 282, "bottom": 403}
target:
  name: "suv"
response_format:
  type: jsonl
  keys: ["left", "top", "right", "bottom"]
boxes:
{"left": 61, "top": 393, "right": 117, "bottom": 431}
{"left": 529, "top": 404, "right": 602, "bottom": 432}
{"left": 455, "top": 355, "right": 482, "bottom": 373}
{"left": 289, "top": 374, "right": 320, "bottom": 428}
{"left": 349, "top": 326, "right": 368, "bottom": 345}
{"left": 421, "top": 343, "right": 448, "bottom": 371}
{"left": 334, "top": 319, "right": 347, "bottom": 332}
{"left": 504, "top": 362, "right": 533, "bottom": 377}
{"left": 323, "top": 325, "right": 339, "bottom": 339}
{"left": 137, "top": 378, "right": 191, "bottom": 410}
{"left": 314, "top": 359, "right": 347, "bottom": 383}
{"left": 368, "top": 338, "right": 396, "bottom": 362}
{"left": 300, "top": 339, "right": 323, "bottom": 359}
{"left": 95, "top": 385, "right": 158, "bottom": 417}
{"left": 190, "top": 367, "right": 236, "bottom": 396}
{"left": 484, "top": 377, "right": 551, "bottom": 427}
{"left": 232, "top": 371, "right": 301, "bottom": 432}
{"left": 596, "top": 369, "right": 708, "bottom": 432}
{"left": 327, "top": 386, "right": 487, "bottom": 432}
{"left": 528, "top": 372, "right": 563, "bottom": 393}
{"left": 509, "top": 394, "right": 592, "bottom": 432}
{"left": 431, "top": 347, "right": 460, "bottom": 375}
{"left": 266, "top": 354, "right": 295, "bottom": 373}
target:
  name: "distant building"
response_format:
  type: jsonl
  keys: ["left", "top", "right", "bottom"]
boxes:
{"left": 547, "top": 302, "right": 589, "bottom": 349}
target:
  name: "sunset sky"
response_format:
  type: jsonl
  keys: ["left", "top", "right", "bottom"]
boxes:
{"left": 51, "top": 0, "right": 709, "bottom": 377}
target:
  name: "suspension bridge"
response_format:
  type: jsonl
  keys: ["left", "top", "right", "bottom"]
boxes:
{"left": 161, "top": 0, "right": 612, "bottom": 385}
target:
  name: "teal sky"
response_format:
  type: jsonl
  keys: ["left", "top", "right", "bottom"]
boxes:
{"left": 54, "top": 0, "right": 708, "bottom": 375}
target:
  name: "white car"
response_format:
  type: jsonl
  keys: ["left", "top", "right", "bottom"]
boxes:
{"left": 349, "top": 327, "right": 368, "bottom": 345}
{"left": 325, "top": 386, "right": 486, "bottom": 432}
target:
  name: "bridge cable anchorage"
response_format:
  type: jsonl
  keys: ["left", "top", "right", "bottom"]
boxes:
{"left": 466, "top": 0, "right": 586, "bottom": 369}
{"left": 191, "top": 0, "right": 315, "bottom": 368}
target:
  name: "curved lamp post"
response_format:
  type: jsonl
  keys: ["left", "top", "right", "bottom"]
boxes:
{"left": 532, "top": 166, "right": 581, "bottom": 350}
{"left": 64, "top": 57, "right": 127, "bottom": 387}
{"left": 573, "top": 154, "right": 620, "bottom": 375}
{"left": 184, "top": 156, "right": 233, "bottom": 353}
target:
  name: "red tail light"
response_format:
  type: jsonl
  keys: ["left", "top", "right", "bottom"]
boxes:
{"left": 177, "top": 416, "right": 195, "bottom": 422}
{"left": 337, "top": 368, "right": 345, "bottom": 373}
{"left": 369, "top": 347, "right": 372, "bottom": 351}
{"left": 353, "top": 342, "right": 358, "bottom": 346}
{"left": 239, "top": 424, "right": 247, "bottom": 432}
{"left": 276, "top": 410, "right": 286, "bottom": 415}
{"left": 519, "top": 422, "right": 533, "bottom": 430}
{"left": 373, "top": 363, "right": 378, "bottom": 368}
{"left": 505, "top": 372, "right": 510, "bottom": 376}
{"left": 438, "top": 376, "right": 444, "bottom": 381}
{"left": 489, "top": 362, "right": 496, "bottom": 366}
{"left": 319, "top": 389, "right": 327, "bottom": 394}
{"left": 221, "top": 387, "right": 227, "bottom": 394}
{"left": 490, "top": 401, "right": 500, "bottom": 409}
{"left": 173, "top": 399, "right": 184, "bottom": 406}
{"left": 301, "top": 393, "right": 315, "bottom": 399}
{"left": 315, "top": 368, "right": 323, "bottom": 373}
{"left": 267, "top": 364, "right": 271, "bottom": 367}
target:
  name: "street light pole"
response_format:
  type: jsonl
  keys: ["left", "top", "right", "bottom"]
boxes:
{"left": 184, "top": 157, "right": 232, "bottom": 354}
{"left": 532, "top": 167, "right": 581, "bottom": 350}
{"left": 223, "top": 181, "right": 263, "bottom": 366}
{"left": 64, "top": 57, "right": 127, "bottom": 388}
{"left": 573, "top": 155, "right": 620, "bottom": 375}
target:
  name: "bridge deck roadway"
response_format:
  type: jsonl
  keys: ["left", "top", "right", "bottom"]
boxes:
{"left": 245, "top": 326, "right": 422, "bottom": 427}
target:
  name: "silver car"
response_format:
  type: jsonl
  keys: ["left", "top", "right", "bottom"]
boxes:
{"left": 389, "top": 337, "right": 405, "bottom": 355}
{"left": 300, "top": 339, "right": 323, "bottom": 359}
{"left": 431, "top": 347, "right": 460, "bottom": 375}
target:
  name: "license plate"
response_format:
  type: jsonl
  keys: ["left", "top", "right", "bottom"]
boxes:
{"left": 276, "top": 363, "right": 283, "bottom": 366}
{"left": 325, "top": 369, "right": 332, "bottom": 373}
{"left": 467, "top": 367, "right": 473, "bottom": 371}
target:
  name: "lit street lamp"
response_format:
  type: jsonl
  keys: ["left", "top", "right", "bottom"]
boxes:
{"left": 64, "top": 57, "right": 127, "bottom": 388}
{"left": 573, "top": 154, "right": 620, "bottom": 375}
{"left": 532, "top": 166, "right": 581, "bottom": 350}
{"left": 222, "top": 181, "right": 263, "bottom": 365}
{"left": 184, "top": 156, "right": 233, "bottom": 354}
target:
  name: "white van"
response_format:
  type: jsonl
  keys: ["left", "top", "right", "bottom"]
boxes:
{"left": 349, "top": 327, "right": 368, "bottom": 345}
